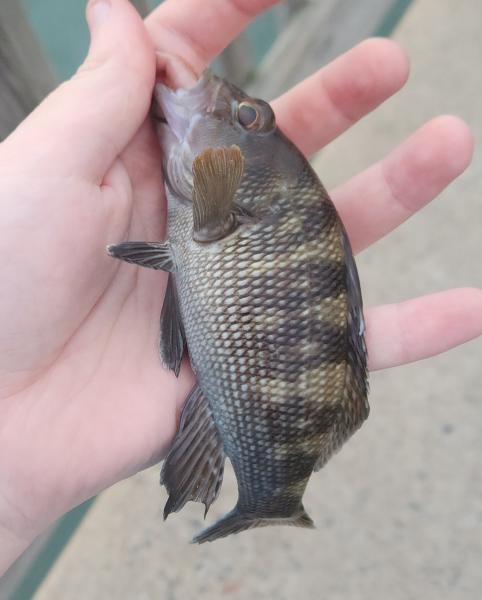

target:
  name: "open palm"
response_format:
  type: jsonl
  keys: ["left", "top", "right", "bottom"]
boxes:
{"left": 1, "top": 0, "right": 481, "bottom": 568}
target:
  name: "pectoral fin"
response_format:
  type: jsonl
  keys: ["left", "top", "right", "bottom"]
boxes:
{"left": 107, "top": 241, "right": 174, "bottom": 271}
{"left": 192, "top": 145, "right": 245, "bottom": 242}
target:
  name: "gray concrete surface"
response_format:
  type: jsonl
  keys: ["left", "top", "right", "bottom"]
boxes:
{"left": 35, "top": 1, "right": 482, "bottom": 598}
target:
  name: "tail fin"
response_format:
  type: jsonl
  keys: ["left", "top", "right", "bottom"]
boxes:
{"left": 192, "top": 505, "right": 314, "bottom": 544}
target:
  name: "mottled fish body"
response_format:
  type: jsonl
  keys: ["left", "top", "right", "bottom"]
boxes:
{"left": 108, "top": 71, "right": 369, "bottom": 543}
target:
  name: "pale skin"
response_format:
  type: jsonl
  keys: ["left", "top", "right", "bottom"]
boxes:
{"left": 1, "top": 0, "right": 481, "bottom": 573}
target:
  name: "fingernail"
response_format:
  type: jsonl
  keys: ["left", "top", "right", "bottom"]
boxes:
{"left": 88, "top": 0, "right": 111, "bottom": 30}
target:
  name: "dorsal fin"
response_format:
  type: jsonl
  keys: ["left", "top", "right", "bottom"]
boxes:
{"left": 192, "top": 145, "right": 245, "bottom": 242}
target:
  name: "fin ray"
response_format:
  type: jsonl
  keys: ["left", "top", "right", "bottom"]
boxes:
{"left": 192, "top": 145, "right": 245, "bottom": 242}
{"left": 193, "top": 505, "right": 314, "bottom": 544}
{"left": 161, "top": 387, "right": 225, "bottom": 518}
{"left": 107, "top": 241, "right": 174, "bottom": 271}
{"left": 160, "top": 276, "right": 185, "bottom": 376}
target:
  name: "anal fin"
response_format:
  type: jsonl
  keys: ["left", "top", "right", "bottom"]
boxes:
{"left": 161, "top": 386, "right": 225, "bottom": 519}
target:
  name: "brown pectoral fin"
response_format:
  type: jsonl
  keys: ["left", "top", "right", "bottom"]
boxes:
{"left": 192, "top": 145, "right": 245, "bottom": 242}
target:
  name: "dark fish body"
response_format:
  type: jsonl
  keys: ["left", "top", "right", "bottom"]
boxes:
{"left": 108, "top": 71, "right": 369, "bottom": 543}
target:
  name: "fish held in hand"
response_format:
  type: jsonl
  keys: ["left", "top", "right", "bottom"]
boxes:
{"left": 107, "top": 70, "right": 369, "bottom": 543}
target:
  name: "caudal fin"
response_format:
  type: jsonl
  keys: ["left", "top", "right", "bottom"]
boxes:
{"left": 192, "top": 505, "right": 314, "bottom": 544}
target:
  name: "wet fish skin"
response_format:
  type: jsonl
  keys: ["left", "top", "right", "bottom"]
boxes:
{"left": 108, "top": 71, "right": 369, "bottom": 543}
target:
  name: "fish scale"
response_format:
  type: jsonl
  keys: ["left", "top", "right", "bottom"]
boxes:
{"left": 168, "top": 160, "right": 351, "bottom": 517}
{"left": 107, "top": 71, "right": 369, "bottom": 543}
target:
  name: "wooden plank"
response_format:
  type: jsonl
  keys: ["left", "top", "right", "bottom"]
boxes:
{"left": 219, "top": 35, "right": 253, "bottom": 86}
{"left": 0, "top": 500, "right": 95, "bottom": 600}
{"left": 130, "top": 0, "right": 151, "bottom": 17}
{"left": 278, "top": 0, "right": 308, "bottom": 20}
{"left": 0, "top": 531, "right": 54, "bottom": 600}
{"left": 249, "top": 0, "right": 404, "bottom": 99}
{"left": 0, "top": 0, "right": 56, "bottom": 140}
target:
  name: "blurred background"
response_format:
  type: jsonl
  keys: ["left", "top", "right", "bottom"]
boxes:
{"left": 1, "top": 0, "right": 481, "bottom": 599}
{"left": 1, "top": 0, "right": 407, "bottom": 139}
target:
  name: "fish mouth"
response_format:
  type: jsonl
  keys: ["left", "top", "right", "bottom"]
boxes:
{"left": 154, "top": 70, "right": 230, "bottom": 202}
{"left": 154, "top": 70, "right": 224, "bottom": 145}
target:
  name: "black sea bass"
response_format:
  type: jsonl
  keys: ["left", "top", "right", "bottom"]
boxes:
{"left": 108, "top": 71, "right": 369, "bottom": 543}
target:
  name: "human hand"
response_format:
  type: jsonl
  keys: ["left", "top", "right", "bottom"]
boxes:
{"left": 1, "top": 0, "right": 481, "bottom": 573}
{"left": 0, "top": 0, "right": 195, "bottom": 571}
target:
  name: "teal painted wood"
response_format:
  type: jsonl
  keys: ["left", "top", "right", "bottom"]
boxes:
{"left": 22, "top": 0, "right": 89, "bottom": 81}
{"left": 7, "top": 500, "right": 96, "bottom": 600}
{"left": 375, "top": 0, "right": 413, "bottom": 36}
{"left": 21, "top": 0, "right": 277, "bottom": 81}
{"left": 246, "top": 9, "right": 278, "bottom": 66}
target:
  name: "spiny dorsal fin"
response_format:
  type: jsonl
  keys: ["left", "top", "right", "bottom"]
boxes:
{"left": 192, "top": 145, "right": 245, "bottom": 242}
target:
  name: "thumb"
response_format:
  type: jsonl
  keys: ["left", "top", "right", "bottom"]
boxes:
{"left": 6, "top": 0, "right": 155, "bottom": 181}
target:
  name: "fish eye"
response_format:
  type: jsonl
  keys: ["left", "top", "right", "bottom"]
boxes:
{"left": 237, "top": 102, "right": 260, "bottom": 130}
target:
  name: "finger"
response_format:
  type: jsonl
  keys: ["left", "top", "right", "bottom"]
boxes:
{"left": 273, "top": 38, "right": 409, "bottom": 156}
{"left": 332, "top": 116, "right": 474, "bottom": 253}
{"left": 145, "top": 0, "right": 278, "bottom": 72}
{"left": 366, "top": 288, "right": 482, "bottom": 371}
{"left": 110, "top": 118, "right": 166, "bottom": 240}
{"left": 5, "top": 0, "right": 155, "bottom": 181}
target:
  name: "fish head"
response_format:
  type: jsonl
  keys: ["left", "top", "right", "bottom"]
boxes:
{"left": 154, "top": 70, "right": 304, "bottom": 206}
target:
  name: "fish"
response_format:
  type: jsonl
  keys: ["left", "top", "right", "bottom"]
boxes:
{"left": 107, "top": 70, "right": 369, "bottom": 544}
